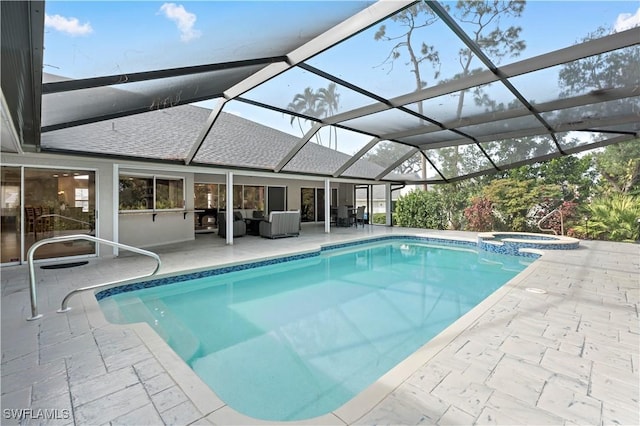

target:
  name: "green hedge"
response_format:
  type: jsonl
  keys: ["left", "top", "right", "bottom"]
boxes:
{"left": 394, "top": 190, "right": 446, "bottom": 229}
{"left": 372, "top": 212, "right": 392, "bottom": 225}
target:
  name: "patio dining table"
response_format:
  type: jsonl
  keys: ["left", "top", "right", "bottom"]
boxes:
{"left": 331, "top": 206, "right": 357, "bottom": 227}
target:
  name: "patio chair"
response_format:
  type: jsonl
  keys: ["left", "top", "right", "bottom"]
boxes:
{"left": 217, "top": 211, "right": 246, "bottom": 238}
{"left": 25, "top": 206, "right": 37, "bottom": 236}
{"left": 337, "top": 205, "right": 350, "bottom": 227}
{"left": 354, "top": 206, "right": 366, "bottom": 227}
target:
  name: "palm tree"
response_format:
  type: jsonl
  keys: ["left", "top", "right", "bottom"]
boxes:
{"left": 317, "top": 83, "right": 341, "bottom": 150}
{"left": 574, "top": 194, "right": 640, "bottom": 241}
{"left": 286, "top": 87, "right": 325, "bottom": 145}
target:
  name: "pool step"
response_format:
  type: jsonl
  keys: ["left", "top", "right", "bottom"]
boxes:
{"left": 144, "top": 298, "right": 202, "bottom": 363}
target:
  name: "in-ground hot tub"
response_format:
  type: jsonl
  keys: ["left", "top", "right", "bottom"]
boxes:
{"left": 477, "top": 232, "right": 580, "bottom": 255}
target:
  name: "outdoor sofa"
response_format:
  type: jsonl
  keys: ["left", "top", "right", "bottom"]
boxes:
{"left": 259, "top": 210, "right": 300, "bottom": 239}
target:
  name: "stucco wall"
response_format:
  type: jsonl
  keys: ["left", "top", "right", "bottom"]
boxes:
{"left": 3, "top": 153, "right": 360, "bottom": 261}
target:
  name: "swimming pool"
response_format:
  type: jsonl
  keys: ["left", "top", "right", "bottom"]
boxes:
{"left": 98, "top": 238, "right": 532, "bottom": 421}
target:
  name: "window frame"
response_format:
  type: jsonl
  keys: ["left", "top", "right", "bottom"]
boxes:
{"left": 119, "top": 173, "right": 185, "bottom": 212}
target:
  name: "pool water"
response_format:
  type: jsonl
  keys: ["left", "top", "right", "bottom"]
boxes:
{"left": 99, "top": 240, "right": 531, "bottom": 421}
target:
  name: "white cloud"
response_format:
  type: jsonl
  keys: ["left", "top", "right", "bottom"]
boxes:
{"left": 45, "top": 14, "right": 93, "bottom": 36}
{"left": 159, "top": 3, "right": 201, "bottom": 42}
{"left": 614, "top": 7, "right": 640, "bottom": 32}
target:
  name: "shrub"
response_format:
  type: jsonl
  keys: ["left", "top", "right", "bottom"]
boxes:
{"left": 372, "top": 213, "right": 388, "bottom": 224}
{"left": 464, "top": 196, "right": 494, "bottom": 231}
{"left": 482, "top": 178, "right": 561, "bottom": 232}
{"left": 572, "top": 194, "right": 640, "bottom": 242}
{"left": 535, "top": 200, "right": 578, "bottom": 235}
{"left": 394, "top": 190, "right": 446, "bottom": 229}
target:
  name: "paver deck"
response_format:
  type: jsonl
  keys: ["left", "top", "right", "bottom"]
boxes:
{"left": 1, "top": 225, "right": 638, "bottom": 425}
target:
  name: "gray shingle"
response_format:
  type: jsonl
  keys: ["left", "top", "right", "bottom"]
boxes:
{"left": 41, "top": 104, "right": 401, "bottom": 179}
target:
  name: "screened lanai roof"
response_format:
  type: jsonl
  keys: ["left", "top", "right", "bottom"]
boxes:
{"left": 2, "top": 0, "right": 639, "bottom": 183}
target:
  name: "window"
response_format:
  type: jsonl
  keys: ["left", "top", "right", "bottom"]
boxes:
{"left": 233, "top": 185, "right": 243, "bottom": 209}
{"left": 156, "top": 178, "right": 184, "bottom": 209}
{"left": 210, "top": 184, "right": 266, "bottom": 210}
{"left": 74, "top": 188, "right": 89, "bottom": 212}
{"left": 243, "top": 186, "right": 265, "bottom": 210}
{"left": 119, "top": 174, "right": 184, "bottom": 210}
{"left": 194, "top": 184, "right": 219, "bottom": 208}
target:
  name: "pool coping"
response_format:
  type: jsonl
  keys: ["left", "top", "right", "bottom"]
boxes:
{"left": 86, "top": 233, "right": 546, "bottom": 425}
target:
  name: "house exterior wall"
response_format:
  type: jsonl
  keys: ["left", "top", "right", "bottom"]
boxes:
{"left": 2, "top": 152, "right": 358, "bottom": 261}
{"left": 118, "top": 170, "right": 195, "bottom": 249}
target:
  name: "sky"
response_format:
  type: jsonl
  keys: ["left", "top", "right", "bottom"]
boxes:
{"left": 42, "top": 1, "right": 640, "bottom": 156}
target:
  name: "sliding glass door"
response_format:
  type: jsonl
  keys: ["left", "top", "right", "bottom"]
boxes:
{"left": 300, "top": 187, "right": 327, "bottom": 222}
{"left": 1, "top": 166, "right": 96, "bottom": 264}
{"left": 267, "top": 186, "right": 286, "bottom": 214}
{"left": 1, "top": 167, "right": 21, "bottom": 263}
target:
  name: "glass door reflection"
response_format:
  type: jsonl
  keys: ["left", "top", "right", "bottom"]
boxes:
{"left": 24, "top": 168, "right": 96, "bottom": 260}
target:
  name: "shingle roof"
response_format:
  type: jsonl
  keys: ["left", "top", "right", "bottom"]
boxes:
{"left": 42, "top": 104, "right": 409, "bottom": 180}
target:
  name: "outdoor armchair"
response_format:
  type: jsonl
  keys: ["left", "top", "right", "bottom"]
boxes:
{"left": 218, "top": 211, "right": 246, "bottom": 238}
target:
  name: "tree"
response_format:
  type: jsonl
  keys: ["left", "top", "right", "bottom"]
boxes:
{"left": 363, "top": 141, "right": 421, "bottom": 176}
{"left": 559, "top": 27, "right": 639, "bottom": 98}
{"left": 464, "top": 196, "right": 494, "bottom": 231}
{"left": 436, "top": 182, "right": 475, "bottom": 229}
{"left": 317, "top": 83, "right": 341, "bottom": 150}
{"left": 593, "top": 140, "right": 640, "bottom": 195}
{"left": 287, "top": 84, "right": 343, "bottom": 149}
{"left": 555, "top": 26, "right": 639, "bottom": 150}
{"left": 374, "top": 2, "right": 440, "bottom": 184}
{"left": 572, "top": 194, "right": 640, "bottom": 242}
{"left": 369, "top": 1, "right": 527, "bottom": 186}
{"left": 287, "top": 87, "right": 324, "bottom": 143}
{"left": 436, "top": 1, "right": 526, "bottom": 178}
{"left": 481, "top": 177, "right": 560, "bottom": 231}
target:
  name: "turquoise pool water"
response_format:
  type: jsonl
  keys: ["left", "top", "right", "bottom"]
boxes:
{"left": 99, "top": 239, "right": 531, "bottom": 421}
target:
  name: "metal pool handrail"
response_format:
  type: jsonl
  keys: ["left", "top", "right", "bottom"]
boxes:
{"left": 27, "top": 234, "right": 161, "bottom": 321}
{"left": 537, "top": 207, "right": 564, "bottom": 236}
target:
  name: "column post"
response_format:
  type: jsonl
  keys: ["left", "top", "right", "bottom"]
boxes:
{"left": 385, "top": 183, "right": 392, "bottom": 227}
{"left": 226, "top": 171, "right": 233, "bottom": 245}
{"left": 325, "top": 179, "right": 331, "bottom": 233}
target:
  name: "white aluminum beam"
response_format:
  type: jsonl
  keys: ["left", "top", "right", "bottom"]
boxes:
{"left": 333, "top": 137, "right": 380, "bottom": 177}
{"left": 384, "top": 89, "right": 638, "bottom": 142}
{"left": 184, "top": 98, "right": 227, "bottom": 165}
{"left": 191, "top": 0, "right": 413, "bottom": 177}
{"left": 501, "top": 28, "right": 640, "bottom": 78}
{"left": 375, "top": 148, "right": 419, "bottom": 180}
{"left": 286, "top": 0, "right": 415, "bottom": 65}
{"left": 321, "top": 28, "right": 639, "bottom": 131}
{"left": 274, "top": 123, "right": 323, "bottom": 172}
